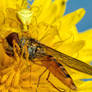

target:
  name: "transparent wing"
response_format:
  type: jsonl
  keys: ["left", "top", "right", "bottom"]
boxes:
{"left": 39, "top": 43, "right": 92, "bottom": 75}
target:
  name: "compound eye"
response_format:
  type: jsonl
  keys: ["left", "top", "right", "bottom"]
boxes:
{"left": 6, "top": 32, "right": 19, "bottom": 47}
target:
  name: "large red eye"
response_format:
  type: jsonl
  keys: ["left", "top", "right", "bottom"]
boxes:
{"left": 6, "top": 32, "right": 19, "bottom": 47}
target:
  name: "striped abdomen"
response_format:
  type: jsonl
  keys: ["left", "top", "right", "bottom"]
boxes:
{"left": 41, "top": 55, "right": 77, "bottom": 90}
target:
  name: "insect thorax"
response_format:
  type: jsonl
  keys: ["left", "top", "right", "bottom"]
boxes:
{"left": 20, "top": 38, "right": 45, "bottom": 60}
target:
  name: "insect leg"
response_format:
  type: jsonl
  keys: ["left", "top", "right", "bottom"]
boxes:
{"left": 31, "top": 59, "right": 44, "bottom": 66}
{"left": 13, "top": 40, "right": 20, "bottom": 54}
{"left": 12, "top": 40, "right": 20, "bottom": 59}
{"left": 46, "top": 72, "right": 65, "bottom": 92}
{"left": 36, "top": 68, "right": 47, "bottom": 92}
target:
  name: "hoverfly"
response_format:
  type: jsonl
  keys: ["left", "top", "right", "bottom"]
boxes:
{"left": 3, "top": 32, "right": 92, "bottom": 92}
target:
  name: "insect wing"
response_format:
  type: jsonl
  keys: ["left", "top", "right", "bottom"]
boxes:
{"left": 40, "top": 43, "right": 92, "bottom": 75}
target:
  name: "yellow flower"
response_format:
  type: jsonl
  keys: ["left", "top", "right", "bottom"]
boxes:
{"left": 0, "top": 0, "right": 92, "bottom": 92}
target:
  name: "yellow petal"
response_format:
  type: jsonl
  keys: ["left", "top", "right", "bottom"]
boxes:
{"left": 62, "top": 8, "right": 85, "bottom": 25}
{"left": 9, "top": 87, "right": 20, "bottom": 92}
{"left": 0, "top": 85, "right": 4, "bottom": 90}
{"left": 21, "top": 72, "right": 31, "bottom": 80}
{"left": 29, "top": 23, "right": 58, "bottom": 46}
{"left": 79, "top": 29, "right": 92, "bottom": 49}
{"left": 58, "top": 26, "right": 79, "bottom": 42}
{"left": 31, "top": 0, "right": 51, "bottom": 17}
{"left": 0, "top": 10, "right": 5, "bottom": 25}
{"left": 20, "top": 80, "right": 32, "bottom": 88}
{"left": 5, "top": 8, "right": 21, "bottom": 29}
{"left": 5, "top": 70, "right": 15, "bottom": 87}
{"left": 76, "top": 29, "right": 92, "bottom": 63}
{"left": 53, "top": 40, "right": 85, "bottom": 56}
{"left": 76, "top": 81, "right": 92, "bottom": 92}
{"left": 0, "top": 0, "right": 25, "bottom": 12}
{"left": 12, "top": 71, "right": 20, "bottom": 87}
{"left": 77, "top": 49, "right": 92, "bottom": 64}
{"left": 32, "top": 0, "right": 67, "bottom": 24}
{"left": 53, "top": 8, "right": 85, "bottom": 42}
{"left": 0, "top": 73, "right": 9, "bottom": 83}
